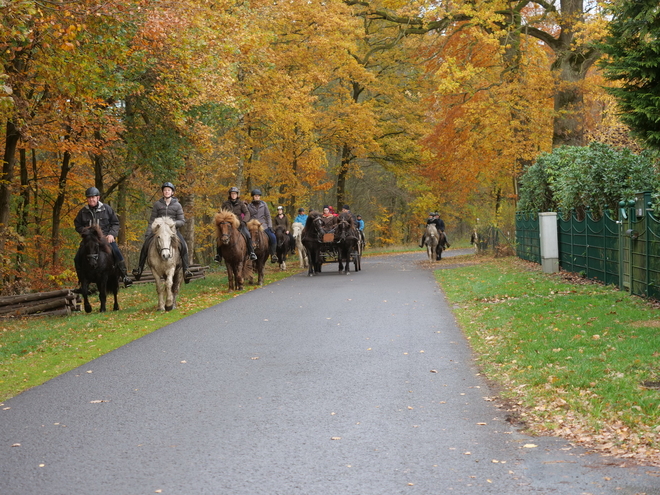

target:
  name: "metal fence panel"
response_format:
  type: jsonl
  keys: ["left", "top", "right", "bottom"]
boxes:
{"left": 515, "top": 212, "right": 540, "bottom": 264}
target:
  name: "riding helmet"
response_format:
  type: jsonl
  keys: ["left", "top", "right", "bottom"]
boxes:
{"left": 162, "top": 182, "right": 176, "bottom": 192}
{"left": 251, "top": 188, "right": 262, "bottom": 196}
{"left": 85, "top": 187, "right": 100, "bottom": 197}
{"left": 229, "top": 186, "right": 240, "bottom": 195}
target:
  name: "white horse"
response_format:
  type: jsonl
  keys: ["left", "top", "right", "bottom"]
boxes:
{"left": 147, "top": 217, "right": 183, "bottom": 311}
{"left": 424, "top": 223, "right": 439, "bottom": 262}
{"left": 291, "top": 222, "right": 308, "bottom": 268}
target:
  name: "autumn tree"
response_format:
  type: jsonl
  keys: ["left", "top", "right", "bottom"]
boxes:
{"left": 599, "top": 0, "right": 660, "bottom": 151}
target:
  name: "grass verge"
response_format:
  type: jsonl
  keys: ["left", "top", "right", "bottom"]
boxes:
{"left": 435, "top": 255, "right": 660, "bottom": 466}
{"left": 0, "top": 265, "right": 293, "bottom": 402}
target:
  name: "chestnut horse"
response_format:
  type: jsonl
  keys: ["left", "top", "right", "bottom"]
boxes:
{"left": 147, "top": 217, "right": 183, "bottom": 311}
{"left": 246, "top": 219, "right": 269, "bottom": 286}
{"left": 75, "top": 225, "right": 120, "bottom": 313}
{"left": 214, "top": 210, "right": 251, "bottom": 291}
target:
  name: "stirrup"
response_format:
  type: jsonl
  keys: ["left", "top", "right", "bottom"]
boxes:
{"left": 184, "top": 270, "right": 193, "bottom": 284}
{"left": 214, "top": 254, "right": 222, "bottom": 262}
{"left": 131, "top": 268, "right": 142, "bottom": 281}
{"left": 123, "top": 277, "right": 133, "bottom": 288}
{"left": 249, "top": 252, "right": 258, "bottom": 261}
{"left": 271, "top": 254, "right": 278, "bottom": 263}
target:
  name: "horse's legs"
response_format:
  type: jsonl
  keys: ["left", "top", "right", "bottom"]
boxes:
{"left": 235, "top": 261, "right": 244, "bottom": 290}
{"left": 164, "top": 270, "right": 175, "bottom": 311}
{"left": 96, "top": 275, "right": 108, "bottom": 312}
{"left": 154, "top": 276, "right": 166, "bottom": 310}
{"left": 81, "top": 281, "right": 92, "bottom": 313}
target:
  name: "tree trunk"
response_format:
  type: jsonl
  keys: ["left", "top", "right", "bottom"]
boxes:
{"left": 15, "top": 148, "right": 29, "bottom": 273}
{"left": 51, "top": 150, "right": 72, "bottom": 266}
{"left": 336, "top": 144, "right": 353, "bottom": 210}
{"left": 0, "top": 121, "right": 20, "bottom": 249}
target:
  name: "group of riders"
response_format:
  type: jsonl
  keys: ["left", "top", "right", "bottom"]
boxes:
{"left": 74, "top": 183, "right": 368, "bottom": 289}
{"left": 75, "top": 182, "right": 449, "bottom": 288}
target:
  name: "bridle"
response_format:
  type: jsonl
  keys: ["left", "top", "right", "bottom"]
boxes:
{"left": 155, "top": 232, "right": 174, "bottom": 259}
{"left": 218, "top": 221, "right": 234, "bottom": 244}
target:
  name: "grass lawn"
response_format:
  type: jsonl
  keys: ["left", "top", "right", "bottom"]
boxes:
{"left": 436, "top": 255, "right": 660, "bottom": 466}
{"left": 0, "top": 264, "right": 292, "bottom": 402}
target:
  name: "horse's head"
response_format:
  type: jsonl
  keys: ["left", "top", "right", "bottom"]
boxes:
{"left": 215, "top": 210, "right": 240, "bottom": 246}
{"left": 274, "top": 225, "right": 288, "bottom": 247}
{"left": 292, "top": 222, "right": 304, "bottom": 239}
{"left": 152, "top": 217, "right": 177, "bottom": 260}
{"left": 80, "top": 225, "right": 108, "bottom": 268}
{"left": 336, "top": 213, "right": 355, "bottom": 242}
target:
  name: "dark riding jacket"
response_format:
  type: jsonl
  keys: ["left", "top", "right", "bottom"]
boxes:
{"left": 74, "top": 202, "right": 120, "bottom": 238}
{"left": 427, "top": 217, "right": 446, "bottom": 232}
{"left": 273, "top": 214, "right": 290, "bottom": 231}
{"left": 221, "top": 198, "right": 251, "bottom": 222}
{"left": 145, "top": 197, "right": 185, "bottom": 236}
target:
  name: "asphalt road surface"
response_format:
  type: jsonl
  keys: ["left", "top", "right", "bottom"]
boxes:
{"left": 1, "top": 250, "right": 659, "bottom": 494}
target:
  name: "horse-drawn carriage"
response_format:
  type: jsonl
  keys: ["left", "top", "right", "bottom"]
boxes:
{"left": 301, "top": 211, "right": 362, "bottom": 276}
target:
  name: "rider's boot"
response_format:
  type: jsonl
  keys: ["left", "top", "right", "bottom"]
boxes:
{"left": 419, "top": 234, "right": 425, "bottom": 248}
{"left": 132, "top": 243, "right": 148, "bottom": 280}
{"left": 247, "top": 238, "right": 258, "bottom": 261}
{"left": 214, "top": 246, "right": 223, "bottom": 263}
{"left": 182, "top": 253, "right": 193, "bottom": 284}
{"left": 117, "top": 260, "right": 133, "bottom": 287}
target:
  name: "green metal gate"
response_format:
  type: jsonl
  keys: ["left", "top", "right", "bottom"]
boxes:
{"left": 515, "top": 211, "right": 540, "bottom": 264}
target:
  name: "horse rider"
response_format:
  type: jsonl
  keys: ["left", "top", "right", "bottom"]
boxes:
{"left": 293, "top": 207, "right": 308, "bottom": 225}
{"left": 132, "top": 182, "right": 193, "bottom": 283}
{"left": 419, "top": 212, "right": 436, "bottom": 248}
{"left": 246, "top": 188, "right": 278, "bottom": 263}
{"left": 273, "top": 206, "right": 291, "bottom": 234}
{"left": 216, "top": 187, "right": 258, "bottom": 262}
{"left": 74, "top": 187, "right": 133, "bottom": 287}
{"left": 340, "top": 204, "right": 358, "bottom": 225}
{"left": 433, "top": 212, "right": 450, "bottom": 248}
{"left": 355, "top": 214, "right": 365, "bottom": 231}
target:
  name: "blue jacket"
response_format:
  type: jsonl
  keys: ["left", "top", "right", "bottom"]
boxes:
{"left": 357, "top": 219, "right": 364, "bottom": 231}
{"left": 294, "top": 214, "right": 308, "bottom": 224}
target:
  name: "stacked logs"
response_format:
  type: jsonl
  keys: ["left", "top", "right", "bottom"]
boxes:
{"left": 131, "top": 264, "right": 208, "bottom": 285}
{"left": 0, "top": 289, "right": 81, "bottom": 318}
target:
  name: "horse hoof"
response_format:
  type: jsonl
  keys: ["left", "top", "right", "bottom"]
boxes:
{"left": 165, "top": 305, "right": 173, "bottom": 311}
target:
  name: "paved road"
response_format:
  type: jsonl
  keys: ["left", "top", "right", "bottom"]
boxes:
{"left": 1, "top": 251, "right": 659, "bottom": 494}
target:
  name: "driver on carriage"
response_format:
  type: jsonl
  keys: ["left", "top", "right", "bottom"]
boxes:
{"left": 215, "top": 187, "right": 258, "bottom": 262}
{"left": 132, "top": 182, "right": 194, "bottom": 283}
{"left": 74, "top": 187, "right": 132, "bottom": 287}
{"left": 247, "top": 188, "right": 278, "bottom": 263}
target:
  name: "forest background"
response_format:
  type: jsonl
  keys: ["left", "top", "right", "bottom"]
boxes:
{"left": 0, "top": 0, "right": 650, "bottom": 294}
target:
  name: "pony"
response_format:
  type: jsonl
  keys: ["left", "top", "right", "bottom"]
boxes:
{"left": 423, "top": 223, "right": 439, "bottom": 262}
{"left": 301, "top": 211, "right": 324, "bottom": 276}
{"left": 274, "top": 225, "right": 293, "bottom": 271}
{"left": 214, "top": 210, "right": 250, "bottom": 291}
{"left": 291, "top": 221, "right": 308, "bottom": 268}
{"left": 147, "top": 217, "right": 183, "bottom": 311}
{"left": 335, "top": 212, "right": 360, "bottom": 274}
{"left": 74, "top": 225, "right": 120, "bottom": 313}
{"left": 246, "top": 219, "right": 269, "bottom": 286}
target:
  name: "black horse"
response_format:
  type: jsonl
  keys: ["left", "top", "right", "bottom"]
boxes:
{"left": 301, "top": 211, "right": 324, "bottom": 276}
{"left": 336, "top": 212, "right": 360, "bottom": 274}
{"left": 75, "top": 225, "right": 120, "bottom": 313}
{"left": 274, "top": 225, "right": 294, "bottom": 271}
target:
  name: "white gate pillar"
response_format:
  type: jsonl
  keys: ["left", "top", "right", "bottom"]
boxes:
{"left": 539, "top": 212, "right": 559, "bottom": 273}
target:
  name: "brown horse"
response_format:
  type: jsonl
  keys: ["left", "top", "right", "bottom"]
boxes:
{"left": 246, "top": 219, "right": 269, "bottom": 286}
{"left": 214, "top": 210, "right": 251, "bottom": 291}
